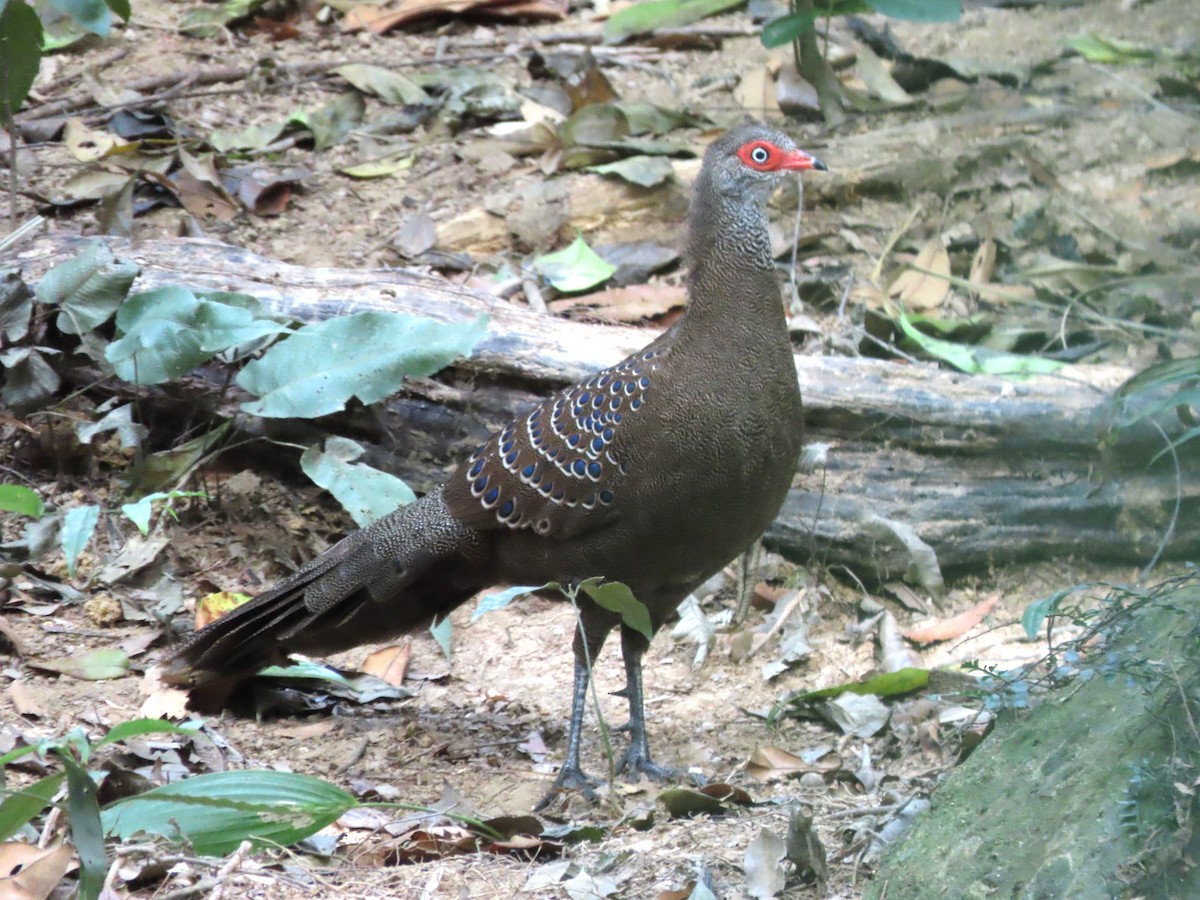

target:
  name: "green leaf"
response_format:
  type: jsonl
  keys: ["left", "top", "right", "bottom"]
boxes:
{"left": 101, "top": 770, "right": 357, "bottom": 856}
{"left": 429, "top": 615, "right": 452, "bottom": 659}
{"left": 119, "top": 491, "right": 204, "bottom": 534}
{"left": 1064, "top": 33, "right": 1159, "bottom": 64}
{"left": 0, "top": 484, "right": 44, "bottom": 518}
{"left": 472, "top": 584, "right": 548, "bottom": 622}
{"left": 54, "top": 748, "right": 106, "bottom": 900}
{"left": 45, "top": 0, "right": 111, "bottom": 35}
{"left": 106, "top": 287, "right": 286, "bottom": 385}
{"left": 577, "top": 578, "right": 653, "bottom": 641}
{"left": 587, "top": 155, "right": 676, "bottom": 188}
{"left": 35, "top": 241, "right": 137, "bottom": 335}
{"left": 62, "top": 504, "right": 100, "bottom": 578}
{"left": 334, "top": 64, "right": 431, "bottom": 105}
{"left": 209, "top": 120, "right": 288, "bottom": 153}
{"left": 0, "top": 0, "right": 42, "bottom": 123}
{"left": 787, "top": 667, "right": 929, "bottom": 703}
{"left": 0, "top": 270, "right": 34, "bottom": 341}
{"left": 236, "top": 312, "right": 488, "bottom": 419}
{"left": 104, "top": 0, "right": 131, "bottom": 21}
{"left": 95, "top": 718, "right": 205, "bottom": 748}
{"left": 179, "top": 0, "right": 261, "bottom": 37}
{"left": 340, "top": 153, "right": 415, "bottom": 179}
{"left": 300, "top": 437, "right": 416, "bottom": 527}
{"left": 0, "top": 772, "right": 65, "bottom": 842}
{"left": 761, "top": 11, "right": 819, "bottom": 48}
{"left": 866, "top": 0, "right": 960, "bottom": 23}
{"left": 894, "top": 309, "right": 1064, "bottom": 377}
{"left": 603, "top": 0, "right": 745, "bottom": 44}
{"left": 1021, "top": 587, "right": 1076, "bottom": 639}
{"left": 534, "top": 236, "right": 617, "bottom": 294}
{"left": 36, "top": 648, "right": 130, "bottom": 680}
{"left": 301, "top": 92, "right": 366, "bottom": 152}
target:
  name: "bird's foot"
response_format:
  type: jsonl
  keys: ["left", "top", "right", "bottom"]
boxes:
{"left": 615, "top": 745, "right": 699, "bottom": 784}
{"left": 533, "top": 762, "right": 600, "bottom": 812}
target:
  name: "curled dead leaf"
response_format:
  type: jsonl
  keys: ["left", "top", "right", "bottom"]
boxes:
{"left": 901, "top": 592, "right": 1000, "bottom": 645}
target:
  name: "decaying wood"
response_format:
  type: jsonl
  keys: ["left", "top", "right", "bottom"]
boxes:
{"left": 5, "top": 232, "right": 1197, "bottom": 585}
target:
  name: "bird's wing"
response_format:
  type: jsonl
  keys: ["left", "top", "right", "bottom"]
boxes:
{"left": 443, "top": 344, "right": 667, "bottom": 539}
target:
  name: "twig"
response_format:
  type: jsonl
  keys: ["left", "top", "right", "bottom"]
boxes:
{"left": 205, "top": 839, "right": 253, "bottom": 900}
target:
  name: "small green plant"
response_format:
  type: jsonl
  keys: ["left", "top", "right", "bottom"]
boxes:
{"left": 1111, "top": 355, "right": 1200, "bottom": 462}
{"left": 0, "top": 0, "right": 132, "bottom": 124}
{"left": 763, "top": 0, "right": 961, "bottom": 123}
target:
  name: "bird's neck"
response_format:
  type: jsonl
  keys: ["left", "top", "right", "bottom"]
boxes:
{"left": 677, "top": 190, "right": 786, "bottom": 341}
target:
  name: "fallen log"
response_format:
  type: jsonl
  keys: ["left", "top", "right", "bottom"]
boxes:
{"left": 4, "top": 232, "right": 1196, "bottom": 584}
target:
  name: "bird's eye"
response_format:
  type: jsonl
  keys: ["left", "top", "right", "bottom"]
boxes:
{"left": 737, "top": 141, "right": 776, "bottom": 169}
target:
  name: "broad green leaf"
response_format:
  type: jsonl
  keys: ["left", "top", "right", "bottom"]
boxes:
{"left": 761, "top": 11, "right": 819, "bottom": 48}
{"left": 301, "top": 92, "right": 365, "bottom": 152}
{"left": 105, "top": 0, "right": 131, "bottom": 20}
{"left": 118, "top": 490, "right": 203, "bottom": 535}
{"left": 101, "top": 770, "right": 357, "bottom": 856}
{"left": 35, "top": 648, "right": 130, "bottom": 680}
{"left": 62, "top": 504, "right": 100, "bottom": 577}
{"left": 236, "top": 312, "right": 488, "bottom": 419}
{"left": 334, "top": 64, "right": 431, "bottom": 105}
{"left": 534, "top": 236, "right": 616, "bottom": 294}
{"left": 46, "top": 0, "right": 111, "bottom": 35}
{"left": 0, "top": 484, "right": 44, "bottom": 518}
{"left": 1021, "top": 587, "right": 1077, "bottom": 638}
{"left": 472, "top": 584, "right": 548, "bottom": 621}
{"left": 0, "top": 346, "right": 61, "bottom": 409}
{"left": 35, "top": 241, "right": 137, "bottom": 335}
{"left": 867, "top": 0, "right": 960, "bottom": 23}
{"left": 603, "top": 0, "right": 745, "bottom": 44}
{"left": 54, "top": 748, "right": 105, "bottom": 900}
{"left": 121, "top": 491, "right": 170, "bottom": 534}
{"left": 0, "top": 772, "right": 65, "bottom": 842}
{"left": 0, "top": 270, "right": 33, "bottom": 340}
{"left": 577, "top": 578, "right": 653, "bottom": 641}
{"left": 0, "top": 0, "right": 43, "bottom": 123}
{"left": 587, "top": 155, "right": 675, "bottom": 188}
{"left": 209, "top": 120, "right": 288, "bottom": 153}
{"left": 106, "top": 287, "right": 285, "bottom": 385}
{"left": 300, "top": 437, "right": 416, "bottom": 527}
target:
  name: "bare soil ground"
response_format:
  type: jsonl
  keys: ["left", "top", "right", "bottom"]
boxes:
{"left": 2, "top": 0, "right": 1197, "bottom": 896}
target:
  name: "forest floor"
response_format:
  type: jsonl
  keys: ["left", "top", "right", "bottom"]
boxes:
{"left": 1, "top": 0, "right": 1198, "bottom": 896}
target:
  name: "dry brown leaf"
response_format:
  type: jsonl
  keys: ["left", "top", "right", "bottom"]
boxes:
{"left": 0, "top": 842, "right": 73, "bottom": 900}
{"left": 889, "top": 237, "right": 951, "bottom": 310}
{"left": 362, "top": 643, "right": 411, "bottom": 687}
{"left": 901, "top": 592, "right": 1000, "bottom": 645}
{"left": 969, "top": 238, "right": 996, "bottom": 290}
{"left": 343, "top": 0, "right": 565, "bottom": 34}
{"left": 735, "top": 66, "right": 778, "bottom": 116}
{"left": 745, "top": 745, "right": 839, "bottom": 782}
{"left": 0, "top": 615, "right": 28, "bottom": 656}
{"left": 8, "top": 682, "right": 46, "bottom": 718}
{"left": 548, "top": 283, "right": 686, "bottom": 323}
